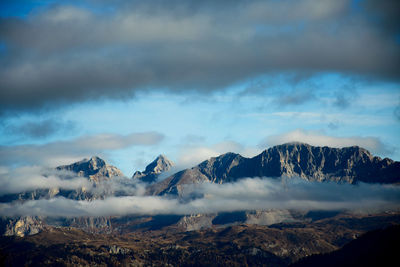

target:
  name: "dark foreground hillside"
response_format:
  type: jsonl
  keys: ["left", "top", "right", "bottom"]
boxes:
{"left": 0, "top": 212, "right": 399, "bottom": 266}
{"left": 291, "top": 224, "right": 400, "bottom": 267}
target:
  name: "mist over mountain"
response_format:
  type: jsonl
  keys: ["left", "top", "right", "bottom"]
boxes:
{"left": 0, "top": 143, "right": 400, "bottom": 238}
{"left": 1, "top": 143, "right": 399, "bottom": 206}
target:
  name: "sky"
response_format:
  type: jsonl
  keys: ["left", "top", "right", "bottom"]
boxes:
{"left": 0, "top": 0, "right": 399, "bottom": 177}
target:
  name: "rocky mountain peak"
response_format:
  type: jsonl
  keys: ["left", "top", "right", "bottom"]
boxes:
{"left": 57, "top": 156, "right": 123, "bottom": 182}
{"left": 145, "top": 154, "right": 174, "bottom": 174}
{"left": 133, "top": 155, "right": 174, "bottom": 183}
{"left": 87, "top": 156, "right": 106, "bottom": 170}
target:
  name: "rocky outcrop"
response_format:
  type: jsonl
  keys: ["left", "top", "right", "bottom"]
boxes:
{"left": 177, "top": 214, "right": 216, "bottom": 231}
{"left": 150, "top": 143, "right": 400, "bottom": 196}
{"left": 2, "top": 216, "right": 45, "bottom": 237}
{"left": 105, "top": 245, "right": 131, "bottom": 255}
{"left": 245, "top": 210, "right": 295, "bottom": 226}
{"left": 243, "top": 143, "right": 399, "bottom": 184}
{"left": 132, "top": 154, "right": 174, "bottom": 183}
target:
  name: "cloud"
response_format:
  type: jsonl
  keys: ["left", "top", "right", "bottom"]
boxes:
{"left": 1, "top": 118, "right": 76, "bottom": 139}
{"left": 0, "top": 0, "right": 399, "bottom": 112}
{"left": 0, "top": 166, "right": 92, "bottom": 195}
{"left": 1, "top": 177, "right": 399, "bottom": 217}
{"left": 260, "top": 129, "right": 391, "bottom": 155}
{"left": 0, "top": 165, "right": 147, "bottom": 198}
{"left": 0, "top": 131, "right": 164, "bottom": 167}
{"left": 276, "top": 89, "right": 316, "bottom": 106}
{"left": 363, "top": 0, "right": 400, "bottom": 36}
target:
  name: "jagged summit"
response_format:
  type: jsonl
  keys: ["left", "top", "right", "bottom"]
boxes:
{"left": 269, "top": 142, "right": 370, "bottom": 153}
{"left": 133, "top": 155, "right": 174, "bottom": 183}
{"left": 144, "top": 154, "right": 174, "bottom": 174}
{"left": 79, "top": 156, "right": 106, "bottom": 170}
{"left": 57, "top": 156, "right": 124, "bottom": 182}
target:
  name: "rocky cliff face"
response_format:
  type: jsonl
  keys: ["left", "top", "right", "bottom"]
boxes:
{"left": 244, "top": 143, "right": 399, "bottom": 183}
{"left": 177, "top": 214, "right": 216, "bottom": 231}
{"left": 68, "top": 217, "right": 113, "bottom": 234}
{"left": 150, "top": 143, "right": 400, "bottom": 196}
{"left": 1, "top": 216, "right": 45, "bottom": 237}
{"left": 132, "top": 154, "right": 174, "bottom": 183}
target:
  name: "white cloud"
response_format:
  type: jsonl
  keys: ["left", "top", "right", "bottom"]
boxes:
{"left": 0, "top": 165, "right": 148, "bottom": 200}
{"left": 0, "top": 166, "right": 92, "bottom": 195}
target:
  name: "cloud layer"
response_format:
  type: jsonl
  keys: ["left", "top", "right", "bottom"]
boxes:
{"left": 0, "top": 166, "right": 91, "bottom": 195}
{"left": 0, "top": 0, "right": 399, "bottom": 112}
{"left": 1, "top": 176, "right": 399, "bottom": 217}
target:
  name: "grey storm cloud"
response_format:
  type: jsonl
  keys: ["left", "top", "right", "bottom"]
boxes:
{"left": 1, "top": 177, "right": 399, "bottom": 217}
{"left": 0, "top": 131, "right": 164, "bottom": 167}
{"left": 0, "top": 0, "right": 399, "bottom": 112}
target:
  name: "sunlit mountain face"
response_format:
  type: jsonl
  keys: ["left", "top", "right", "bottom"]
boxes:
{"left": 0, "top": 0, "right": 399, "bottom": 266}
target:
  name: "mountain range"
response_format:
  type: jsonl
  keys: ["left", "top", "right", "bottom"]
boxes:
{"left": 1, "top": 142, "right": 399, "bottom": 236}
{"left": 1, "top": 142, "right": 398, "bottom": 207}
{"left": 149, "top": 142, "right": 400, "bottom": 196}
{"left": 54, "top": 143, "right": 400, "bottom": 198}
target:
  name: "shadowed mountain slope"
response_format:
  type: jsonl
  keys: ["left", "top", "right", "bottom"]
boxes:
{"left": 291, "top": 224, "right": 400, "bottom": 267}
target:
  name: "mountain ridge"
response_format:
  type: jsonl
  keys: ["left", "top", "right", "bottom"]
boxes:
{"left": 149, "top": 143, "right": 400, "bottom": 196}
